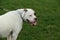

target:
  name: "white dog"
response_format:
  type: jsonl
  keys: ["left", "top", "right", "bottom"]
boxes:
{"left": 0, "top": 8, "right": 37, "bottom": 40}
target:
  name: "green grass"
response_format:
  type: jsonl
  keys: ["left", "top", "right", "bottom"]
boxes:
{"left": 0, "top": 0, "right": 60, "bottom": 40}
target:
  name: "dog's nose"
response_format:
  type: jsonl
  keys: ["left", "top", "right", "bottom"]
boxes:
{"left": 35, "top": 18, "right": 37, "bottom": 21}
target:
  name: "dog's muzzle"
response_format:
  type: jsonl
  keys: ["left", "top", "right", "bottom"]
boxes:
{"left": 26, "top": 18, "right": 37, "bottom": 26}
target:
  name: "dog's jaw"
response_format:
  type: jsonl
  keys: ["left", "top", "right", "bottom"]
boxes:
{"left": 26, "top": 19, "right": 37, "bottom": 26}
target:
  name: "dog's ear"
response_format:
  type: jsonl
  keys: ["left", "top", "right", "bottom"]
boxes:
{"left": 24, "top": 8, "right": 27, "bottom": 12}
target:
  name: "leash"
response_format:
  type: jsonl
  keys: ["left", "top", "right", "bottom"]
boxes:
{"left": 0, "top": 7, "right": 9, "bottom": 11}
{"left": 0, "top": 8, "right": 25, "bottom": 21}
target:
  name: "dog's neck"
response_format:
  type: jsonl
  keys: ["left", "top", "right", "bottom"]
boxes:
{"left": 16, "top": 9, "right": 25, "bottom": 21}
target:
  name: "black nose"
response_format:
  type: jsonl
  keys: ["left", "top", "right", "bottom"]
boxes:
{"left": 35, "top": 18, "right": 37, "bottom": 21}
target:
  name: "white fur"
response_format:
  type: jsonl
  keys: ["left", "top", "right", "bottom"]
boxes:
{"left": 0, "top": 9, "right": 36, "bottom": 40}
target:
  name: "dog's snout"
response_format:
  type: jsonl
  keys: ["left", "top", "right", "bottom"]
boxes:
{"left": 35, "top": 18, "right": 37, "bottom": 21}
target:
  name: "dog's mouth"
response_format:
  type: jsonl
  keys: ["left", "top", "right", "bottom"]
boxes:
{"left": 26, "top": 19, "right": 37, "bottom": 26}
{"left": 30, "top": 21, "right": 37, "bottom": 26}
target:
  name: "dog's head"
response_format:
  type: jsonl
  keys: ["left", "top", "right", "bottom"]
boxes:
{"left": 17, "top": 8, "right": 37, "bottom": 26}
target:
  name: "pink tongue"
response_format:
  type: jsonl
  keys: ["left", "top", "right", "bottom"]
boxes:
{"left": 31, "top": 22, "right": 37, "bottom": 26}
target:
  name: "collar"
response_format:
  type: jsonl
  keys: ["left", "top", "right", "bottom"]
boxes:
{"left": 17, "top": 10, "right": 25, "bottom": 20}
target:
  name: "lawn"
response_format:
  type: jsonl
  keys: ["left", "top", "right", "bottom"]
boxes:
{"left": 0, "top": 0, "right": 60, "bottom": 40}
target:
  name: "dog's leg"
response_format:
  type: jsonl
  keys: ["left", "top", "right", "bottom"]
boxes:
{"left": 7, "top": 31, "right": 19, "bottom": 40}
{"left": 7, "top": 31, "right": 13, "bottom": 40}
{"left": 11, "top": 32, "right": 18, "bottom": 40}
{"left": 11, "top": 26, "right": 22, "bottom": 40}
{"left": 7, "top": 35, "right": 12, "bottom": 40}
